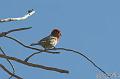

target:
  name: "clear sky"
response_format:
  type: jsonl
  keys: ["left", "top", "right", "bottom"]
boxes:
{"left": 0, "top": 0, "right": 120, "bottom": 79}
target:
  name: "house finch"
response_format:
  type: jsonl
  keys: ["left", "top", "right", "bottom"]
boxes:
{"left": 30, "top": 29, "right": 61, "bottom": 49}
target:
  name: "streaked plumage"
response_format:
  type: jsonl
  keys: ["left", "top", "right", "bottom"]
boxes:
{"left": 30, "top": 29, "right": 61, "bottom": 49}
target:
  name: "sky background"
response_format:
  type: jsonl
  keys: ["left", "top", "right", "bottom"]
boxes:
{"left": 0, "top": 0, "right": 120, "bottom": 79}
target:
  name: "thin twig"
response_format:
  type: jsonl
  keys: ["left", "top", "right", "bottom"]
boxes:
{"left": 0, "top": 47, "right": 15, "bottom": 79}
{"left": 7, "top": 27, "right": 32, "bottom": 34}
{"left": 24, "top": 52, "right": 42, "bottom": 62}
{"left": 0, "top": 27, "right": 32, "bottom": 37}
{"left": 24, "top": 51, "right": 61, "bottom": 62}
{"left": 0, "top": 9, "right": 35, "bottom": 22}
{"left": 0, "top": 64, "right": 22, "bottom": 79}
{"left": 0, "top": 53, "right": 69, "bottom": 73}
{"left": 49, "top": 48, "right": 111, "bottom": 78}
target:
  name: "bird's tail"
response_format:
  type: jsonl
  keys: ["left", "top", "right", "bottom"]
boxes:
{"left": 30, "top": 43, "right": 39, "bottom": 46}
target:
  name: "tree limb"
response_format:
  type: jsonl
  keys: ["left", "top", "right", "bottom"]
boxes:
{"left": 0, "top": 64, "right": 22, "bottom": 79}
{"left": 0, "top": 9, "right": 35, "bottom": 22}
{"left": 0, "top": 54, "right": 69, "bottom": 73}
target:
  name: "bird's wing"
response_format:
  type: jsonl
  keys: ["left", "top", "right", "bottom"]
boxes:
{"left": 39, "top": 36, "right": 50, "bottom": 43}
{"left": 39, "top": 36, "right": 57, "bottom": 45}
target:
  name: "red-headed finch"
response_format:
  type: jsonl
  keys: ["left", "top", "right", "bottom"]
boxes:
{"left": 30, "top": 29, "right": 61, "bottom": 49}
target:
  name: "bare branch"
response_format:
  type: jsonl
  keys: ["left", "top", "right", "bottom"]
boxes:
{"left": 4, "top": 35, "right": 61, "bottom": 54}
{"left": 0, "top": 54, "right": 69, "bottom": 73}
{"left": 0, "top": 47, "right": 15, "bottom": 79}
{"left": 7, "top": 27, "right": 32, "bottom": 34}
{"left": 24, "top": 51, "right": 60, "bottom": 62}
{"left": 0, "top": 64, "right": 22, "bottom": 79}
{"left": 0, "top": 9, "right": 35, "bottom": 22}
{"left": 24, "top": 52, "right": 42, "bottom": 62}
{"left": 0, "top": 27, "right": 32, "bottom": 37}
{"left": 49, "top": 48, "right": 111, "bottom": 78}
{"left": 23, "top": 47, "right": 110, "bottom": 78}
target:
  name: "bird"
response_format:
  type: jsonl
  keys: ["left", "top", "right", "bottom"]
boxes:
{"left": 30, "top": 29, "right": 61, "bottom": 49}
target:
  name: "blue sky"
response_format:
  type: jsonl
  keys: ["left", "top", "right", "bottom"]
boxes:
{"left": 0, "top": 0, "right": 120, "bottom": 79}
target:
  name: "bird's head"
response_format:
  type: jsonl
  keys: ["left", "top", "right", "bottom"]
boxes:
{"left": 51, "top": 29, "right": 61, "bottom": 39}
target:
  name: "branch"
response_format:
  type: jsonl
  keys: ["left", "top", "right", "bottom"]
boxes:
{"left": 0, "top": 27, "right": 32, "bottom": 37}
{"left": 0, "top": 64, "right": 22, "bottom": 79}
{"left": 0, "top": 9, "right": 35, "bottom": 22}
{"left": 0, "top": 54, "right": 69, "bottom": 73}
{"left": 4, "top": 35, "right": 61, "bottom": 54}
{"left": 0, "top": 47, "right": 15, "bottom": 79}
{"left": 0, "top": 27, "right": 59, "bottom": 54}
{"left": 24, "top": 52, "right": 42, "bottom": 62}
{"left": 23, "top": 47, "right": 111, "bottom": 78}
{"left": 24, "top": 51, "right": 60, "bottom": 62}
{"left": 20, "top": 45, "right": 110, "bottom": 78}
{"left": 49, "top": 48, "right": 111, "bottom": 78}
